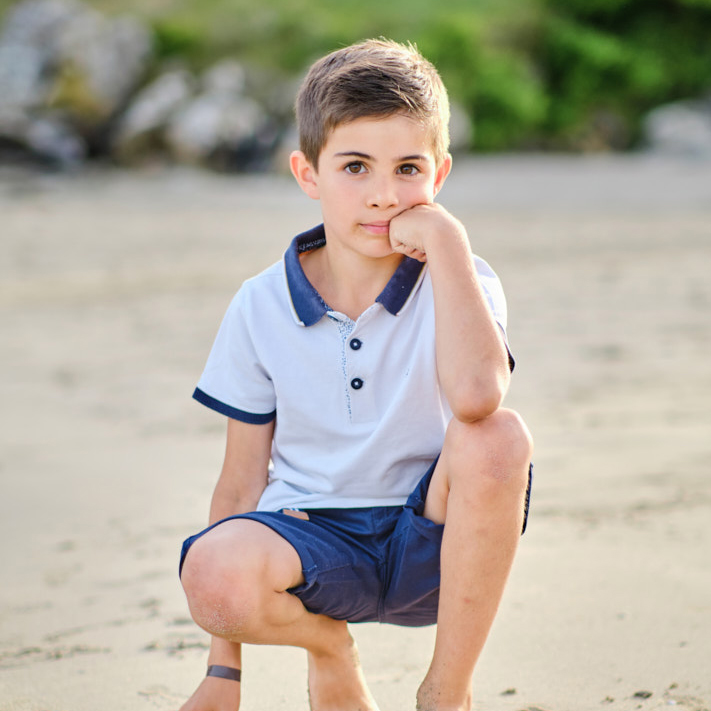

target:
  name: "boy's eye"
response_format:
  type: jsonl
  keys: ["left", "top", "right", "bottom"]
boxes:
{"left": 345, "top": 162, "right": 366, "bottom": 174}
{"left": 398, "top": 164, "right": 420, "bottom": 175}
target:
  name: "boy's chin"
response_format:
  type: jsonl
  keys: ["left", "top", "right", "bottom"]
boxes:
{"left": 362, "top": 239, "right": 398, "bottom": 260}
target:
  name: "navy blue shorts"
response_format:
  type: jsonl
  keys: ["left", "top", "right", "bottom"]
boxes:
{"left": 180, "top": 461, "right": 532, "bottom": 628}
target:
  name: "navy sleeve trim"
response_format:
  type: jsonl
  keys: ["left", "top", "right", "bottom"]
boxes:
{"left": 507, "top": 346, "right": 516, "bottom": 373}
{"left": 496, "top": 322, "right": 515, "bottom": 373}
{"left": 192, "top": 388, "right": 276, "bottom": 424}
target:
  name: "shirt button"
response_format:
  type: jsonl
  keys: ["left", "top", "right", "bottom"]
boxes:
{"left": 350, "top": 377, "right": 364, "bottom": 390}
{"left": 349, "top": 338, "right": 362, "bottom": 350}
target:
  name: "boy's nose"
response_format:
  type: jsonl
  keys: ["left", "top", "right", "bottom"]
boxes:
{"left": 366, "top": 177, "right": 398, "bottom": 209}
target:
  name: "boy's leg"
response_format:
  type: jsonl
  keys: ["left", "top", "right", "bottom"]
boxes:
{"left": 180, "top": 518, "right": 379, "bottom": 711}
{"left": 416, "top": 408, "right": 533, "bottom": 711}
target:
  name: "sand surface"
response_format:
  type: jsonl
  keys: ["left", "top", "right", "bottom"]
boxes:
{"left": 1, "top": 154, "right": 710, "bottom": 710}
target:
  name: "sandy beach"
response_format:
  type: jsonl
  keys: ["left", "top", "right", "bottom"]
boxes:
{"left": 1, "top": 154, "right": 710, "bottom": 711}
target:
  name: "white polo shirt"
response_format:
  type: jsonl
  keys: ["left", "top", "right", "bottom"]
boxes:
{"left": 194, "top": 224, "right": 510, "bottom": 511}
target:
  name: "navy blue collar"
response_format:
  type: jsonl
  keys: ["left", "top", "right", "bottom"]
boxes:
{"left": 285, "top": 224, "right": 425, "bottom": 326}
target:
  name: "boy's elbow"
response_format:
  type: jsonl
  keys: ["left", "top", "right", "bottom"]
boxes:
{"left": 450, "top": 396, "right": 501, "bottom": 424}
{"left": 448, "top": 376, "right": 508, "bottom": 423}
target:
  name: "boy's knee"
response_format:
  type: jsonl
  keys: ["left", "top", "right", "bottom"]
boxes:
{"left": 446, "top": 408, "right": 533, "bottom": 484}
{"left": 181, "top": 526, "right": 259, "bottom": 637}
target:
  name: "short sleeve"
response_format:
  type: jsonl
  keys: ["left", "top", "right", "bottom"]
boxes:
{"left": 193, "top": 289, "right": 276, "bottom": 423}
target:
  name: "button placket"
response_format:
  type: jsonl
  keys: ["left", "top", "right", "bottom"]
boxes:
{"left": 344, "top": 323, "right": 377, "bottom": 424}
{"left": 348, "top": 337, "right": 364, "bottom": 390}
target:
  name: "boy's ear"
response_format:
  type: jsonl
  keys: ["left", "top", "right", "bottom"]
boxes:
{"left": 290, "top": 150, "right": 320, "bottom": 200}
{"left": 433, "top": 153, "right": 453, "bottom": 196}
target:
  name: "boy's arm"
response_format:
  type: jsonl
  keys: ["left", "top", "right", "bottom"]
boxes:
{"left": 390, "top": 203, "right": 510, "bottom": 422}
{"left": 180, "top": 416, "right": 274, "bottom": 711}
{"left": 209, "top": 416, "right": 274, "bottom": 524}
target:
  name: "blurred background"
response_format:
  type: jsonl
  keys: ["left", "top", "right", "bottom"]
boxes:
{"left": 1, "top": 3, "right": 711, "bottom": 710}
{"left": 1, "top": 0, "right": 711, "bottom": 171}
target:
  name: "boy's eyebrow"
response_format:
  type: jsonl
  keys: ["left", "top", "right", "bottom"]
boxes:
{"left": 334, "top": 151, "right": 430, "bottom": 162}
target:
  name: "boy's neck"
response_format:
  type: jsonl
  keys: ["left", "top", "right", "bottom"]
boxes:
{"left": 299, "top": 241, "right": 404, "bottom": 321}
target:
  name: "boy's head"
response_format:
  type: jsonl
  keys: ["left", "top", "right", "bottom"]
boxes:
{"left": 295, "top": 38, "right": 450, "bottom": 170}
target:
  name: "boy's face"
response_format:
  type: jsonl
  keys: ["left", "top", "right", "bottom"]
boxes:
{"left": 291, "top": 113, "right": 451, "bottom": 261}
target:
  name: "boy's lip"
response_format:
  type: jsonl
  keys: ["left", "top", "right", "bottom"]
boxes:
{"left": 361, "top": 221, "right": 390, "bottom": 234}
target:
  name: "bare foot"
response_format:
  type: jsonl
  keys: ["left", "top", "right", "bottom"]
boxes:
{"left": 307, "top": 636, "right": 379, "bottom": 711}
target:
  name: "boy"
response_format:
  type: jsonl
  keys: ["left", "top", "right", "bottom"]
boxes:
{"left": 178, "top": 38, "right": 533, "bottom": 711}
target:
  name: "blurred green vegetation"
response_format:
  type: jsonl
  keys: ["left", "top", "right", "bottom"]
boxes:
{"left": 2, "top": 0, "right": 710, "bottom": 150}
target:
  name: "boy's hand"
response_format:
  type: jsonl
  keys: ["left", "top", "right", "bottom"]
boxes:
{"left": 178, "top": 675, "right": 240, "bottom": 711}
{"left": 389, "top": 203, "right": 466, "bottom": 262}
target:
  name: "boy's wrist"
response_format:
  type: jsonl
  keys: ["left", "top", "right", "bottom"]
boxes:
{"left": 207, "top": 637, "right": 242, "bottom": 668}
{"left": 207, "top": 665, "right": 241, "bottom": 682}
{"left": 418, "top": 210, "right": 470, "bottom": 260}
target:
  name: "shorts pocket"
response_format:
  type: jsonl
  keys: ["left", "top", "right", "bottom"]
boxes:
{"left": 381, "top": 506, "right": 443, "bottom": 627}
{"left": 291, "top": 559, "right": 380, "bottom": 623}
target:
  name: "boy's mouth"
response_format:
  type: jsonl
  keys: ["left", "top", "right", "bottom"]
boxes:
{"left": 361, "top": 221, "right": 390, "bottom": 235}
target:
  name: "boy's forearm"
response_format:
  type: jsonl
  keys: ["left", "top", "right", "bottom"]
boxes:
{"left": 208, "top": 475, "right": 266, "bottom": 524}
{"left": 208, "top": 418, "right": 274, "bottom": 524}
{"left": 422, "top": 216, "right": 510, "bottom": 421}
{"left": 207, "top": 635, "right": 242, "bottom": 667}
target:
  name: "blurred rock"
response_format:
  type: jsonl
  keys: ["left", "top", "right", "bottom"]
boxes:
{"left": 25, "top": 114, "right": 87, "bottom": 166}
{"left": 0, "top": 1, "right": 286, "bottom": 171}
{"left": 165, "top": 59, "right": 274, "bottom": 170}
{"left": 0, "top": 0, "right": 75, "bottom": 163}
{"left": 110, "top": 58, "right": 280, "bottom": 170}
{"left": 643, "top": 97, "right": 711, "bottom": 157}
{"left": 50, "top": 8, "right": 152, "bottom": 123}
{"left": 166, "top": 93, "right": 265, "bottom": 165}
{"left": 202, "top": 59, "right": 246, "bottom": 96}
{"left": 0, "top": 43, "right": 48, "bottom": 109}
{"left": 0, "top": 0, "right": 152, "bottom": 165}
{"left": 112, "top": 69, "right": 195, "bottom": 163}
{"left": 210, "top": 119, "right": 281, "bottom": 173}
{"left": 0, "top": 106, "right": 86, "bottom": 168}
{"left": 0, "top": 0, "right": 78, "bottom": 95}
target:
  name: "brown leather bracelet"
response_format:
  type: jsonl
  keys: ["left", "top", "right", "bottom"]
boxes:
{"left": 206, "top": 665, "right": 241, "bottom": 682}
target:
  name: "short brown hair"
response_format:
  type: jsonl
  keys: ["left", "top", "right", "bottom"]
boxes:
{"left": 295, "top": 38, "right": 450, "bottom": 169}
